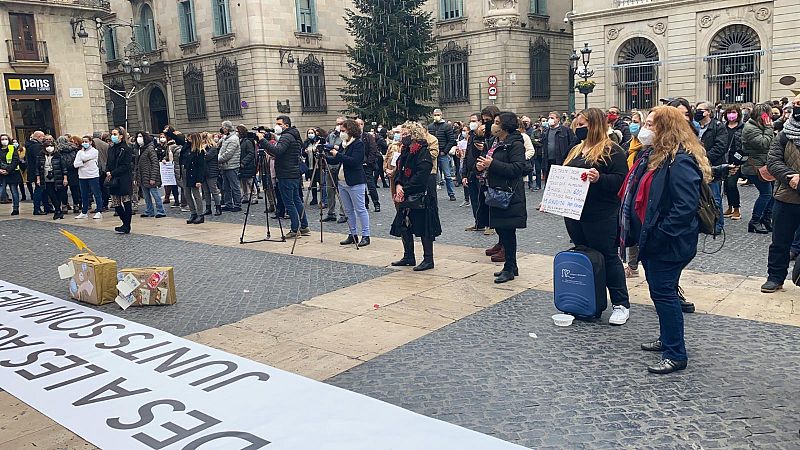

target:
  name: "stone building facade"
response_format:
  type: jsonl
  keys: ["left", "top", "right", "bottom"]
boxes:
{"left": 570, "top": 0, "right": 800, "bottom": 111}
{"left": 0, "top": 0, "right": 109, "bottom": 142}
{"left": 103, "top": 0, "right": 573, "bottom": 134}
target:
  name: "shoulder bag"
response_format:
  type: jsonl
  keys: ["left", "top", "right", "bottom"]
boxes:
{"left": 400, "top": 191, "right": 427, "bottom": 210}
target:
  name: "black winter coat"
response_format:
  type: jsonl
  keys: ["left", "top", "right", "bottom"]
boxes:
{"left": 239, "top": 136, "right": 257, "bottom": 178}
{"left": 724, "top": 123, "right": 744, "bottom": 164}
{"left": 700, "top": 119, "right": 729, "bottom": 166}
{"left": 477, "top": 132, "right": 528, "bottom": 230}
{"left": 58, "top": 145, "right": 80, "bottom": 185}
{"left": 428, "top": 121, "right": 455, "bottom": 157}
{"left": 25, "top": 139, "right": 42, "bottom": 179}
{"left": 612, "top": 119, "right": 632, "bottom": 152}
{"left": 165, "top": 131, "right": 191, "bottom": 167}
{"left": 0, "top": 145, "right": 22, "bottom": 185}
{"left": 390, "top": 139, "right": 442, "bottom": 239}
{"left": 106, "top": 142, "right": 133, "bottom": 196}
{"left": 462, "top": 131, "right": 482, "bottom": 180}
{"left": 186, "top": 150, "right": 207, "bottom": 186}
{"left": 36, "top": 151, "right": 68, "bottom": 186}
{"left": 261, "top": 127, "right": 302, "bottom": 180}
{"left": 204, "top": 145, "right": 220, "bottom": 180}
{"left": 362, "top": 132, "right": 380, "bottom": 165}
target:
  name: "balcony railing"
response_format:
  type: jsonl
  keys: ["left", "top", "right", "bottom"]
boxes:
{"left": 3, "top": 0, "right": 110, "bottom": 11}
{"left": 6, "top": 40, "right": 49, "bottom": 65}
{"left": 614, "top": 0, "right": 653, "bottom": 6}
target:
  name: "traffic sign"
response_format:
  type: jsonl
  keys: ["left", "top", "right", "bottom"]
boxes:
{"left": 487, "top": 75, "right": 498, "bottom": 86}
{"left": 488, "top": 86, "right": 498, "bottom": 99}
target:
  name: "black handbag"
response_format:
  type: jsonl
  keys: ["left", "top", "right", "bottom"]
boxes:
{"left": 485, "top": 186, "right": 513, "bottom": 209}
{"left": 400, "top": 191, "right": 427, "bottom": 209}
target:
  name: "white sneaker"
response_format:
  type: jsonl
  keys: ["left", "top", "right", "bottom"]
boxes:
{"left": 75, "top": 213, "right": 88, "bottom": 219}
{"left": 93, "top": 212, "right": 102, "bottom": 220}
{"left": 608, "top": 305, "right": 629, "bottom": 326}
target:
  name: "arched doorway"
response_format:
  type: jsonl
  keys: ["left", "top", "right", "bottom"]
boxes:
{"left": 149, "top": 86, "right": 168, "bottom": 133}
{"left": 706, "top": 24, "right": 762, "bottom": 104}
{"left": 614, "top": 37, "right": 659, "bottom": 111}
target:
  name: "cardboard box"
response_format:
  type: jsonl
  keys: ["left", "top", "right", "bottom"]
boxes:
{"left": 115, "top": 267, "right": 176, "bottom": 308}
{"left": 67, "top": 254, "right": 118, "bottom": 305}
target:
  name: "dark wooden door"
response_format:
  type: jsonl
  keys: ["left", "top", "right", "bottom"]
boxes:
{"left": 9, "top": 13, "right": 38, "bottom": 61}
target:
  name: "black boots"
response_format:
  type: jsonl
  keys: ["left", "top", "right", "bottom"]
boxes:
{"left": 413, "top": 237, "right": 434, "bottom": 271}
{"left": 203, "top": 206, "right": 213, "bottom": 216}
{"left": 340, "top": 234, "right": 357, "bottom": 245}
{"left": 392, "top": 234, "right": 416, "bottom": 266}
{"left": 748, "top": 222, "right": 769, "bottom": 234}
{"left": 187, "top": 214, "right": 197, "bottom": 224}
{"left": 214, "top": 205, "right": 222, "bottom": 216}
{"left": 192, "top": 215, "right": 205, "bottom": 224}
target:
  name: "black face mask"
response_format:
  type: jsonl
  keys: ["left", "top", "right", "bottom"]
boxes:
{"left": 793, "top": 106, "right": 800, "bottom": 122}
{"left": 772, "top": 115, "right": 781, "bottom": 121}
{"left": 693, "top": 110, "right": 706, "bottom": 122}
{"left": 483, "top": 120, "right": 493, "bottom": 137}
{"left": 574, "top": 126, "right": 589, "bottom": 142}
{"left": 401, "top": 136, "right": 412, "bottom": 147}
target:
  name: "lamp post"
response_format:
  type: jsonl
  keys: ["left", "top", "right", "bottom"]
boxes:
{"left": 571, "top": 42, "right": 594, "bottom": 111}
{"left": 98, "top": 20, "right": 151, "bottom": 130}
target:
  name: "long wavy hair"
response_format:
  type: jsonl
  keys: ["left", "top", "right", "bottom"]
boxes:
{"left": 648, "top": 106, "right": 712, "bottom": 182}
{"left": 565, "top": 108, "right": 614, "bottom": 166}
{"left": 188, "top": 132, "right": 203, "bottom": 152}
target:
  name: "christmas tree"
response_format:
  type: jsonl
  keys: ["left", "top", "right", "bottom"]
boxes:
{"left": 340, "top": 0, "right": 439, "bottom": 126}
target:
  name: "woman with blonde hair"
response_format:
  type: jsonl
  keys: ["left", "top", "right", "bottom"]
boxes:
{"left": 619, "top": 106, "right": 712, "bottom": 374}
{"left": 564, "top": 108, "right": 630, "bottom": 325}
{"left": 200, "top": 131, "right": 222, "bottom": 216}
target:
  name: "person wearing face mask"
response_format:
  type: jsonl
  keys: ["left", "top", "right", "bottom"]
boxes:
{"left": 475, "top": 112, "right": 527, "bottom": 283}
{"left": 694, "top": 101, "right": 728, "bottom": 234}
{"left": 25, "top": 130, "right": 50, "bottom": 215}
{"left": 133, "top": 132, "right": 166, "bottom": 219}
{"left": 56, "top": 136, "right": 81, "bottom": 213}
{"left": 74, "top": 136, "right": 103, "bottom": 219}
{"left": 36, "top": 139, "right": 68, "bottom": 220}
{"left": 539, "top": 111, "right": 579, "bottom": 186}
{"left": 741, "top": 103, "right": 776, "bottom": 234}
{"left": 774, "top": 105, "right": 792, "bottom": 133}
{"left": 455, "top": 124, "right": 470, "bottom": 206}
{"left": 322, "top": 118, "right": 347, "bottom": 223}
{"left": 0, "top": 133, "right": 21, "bottom": 215}
{"left": 427, "top": 108, "right": 457, "bottom": 202}
{"left": 105, "top": 128, "right": 134, "bottom": 233}
{"left": 260, "top": 115, "right": 310, "bottom": 239}
{"left": 390, "top": 121, "right": 441, "bottom": 270}
{"left": 303, "top": 127, "right": 327, "bottom": 207}
{"left": 762, "top": 94, "right": 800, "bottom": 293}
{"left": 324, "top": 119, "right": 369, "bottom": 246}
{"left": 356, "top": 118, "right": 381, "bottom": 212}
{"left": 463, "top": 115, "right": 487, "bottom": 231}
{"left": 563, "top": 108, "right": 630, "bottom": 325}
{"left": 622, "top": 111, "right": 646, "bottom": 279}
{"left": 722, "top": 105, "right": 744, "bottom": 221}
{"left": 92, "top": 131, "right": 110, "bottom": 212}
{"left": 375, "top": 127, "right": 390, "bottom": 188}
{"left": 154, "top": 133, "right": 169, "bottom": 162}
{"left": 606, "top": 106, "right": 632, "bottom": 152}
{"left": 216, "top": 121, "right": 242, "bottom": 212}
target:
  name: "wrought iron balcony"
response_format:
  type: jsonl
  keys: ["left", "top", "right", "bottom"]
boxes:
{"left": 613, "top": 0, "right": 654, "bottom": 6}
{"left": 6, "top": 40, "right": 49, "bottom": 66}
{"left": 2, "top": 0, "right": 110, "bottom": 11}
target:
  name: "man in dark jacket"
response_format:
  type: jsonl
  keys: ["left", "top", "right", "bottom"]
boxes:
{"left": 428, "top": 108, "right": 457, "bottom": 201}
{"left": 539, "top": 112, "right": 578, "bottom": 184}
{"left": 25, "top": 131, "right": 50, "bottom": 214}
{"left": 357, "top": 118, "right": 381, "bottom": 212}
{"left": 695, "top": 101, "right": 729, "bottom": 233}
{"left": 259, "top": 115, "right": 308, "bottom": 238}
{"left": 607, "top": 106, "right": 632, "bottom": 152}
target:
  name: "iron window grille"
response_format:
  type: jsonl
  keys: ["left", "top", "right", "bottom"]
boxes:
{"left": 298, "top": 53, "right": 328, "bottom": 113}
{"left": 439, "top": 41, "right": 469, "bottom": 104}
{"left": 705, "top": 24, "right": 763, "bottom": 105}
{"left": 613, "top": 37, "right": 660, "bottom": 111}
{"left": 530, "top": 37, "right": 550, "bottom": 100}
{"left": 215, "top": 57, "right": 242, "bottom": 118}
{"left": 184, "top": 63, "right": 207, "bottom": 121}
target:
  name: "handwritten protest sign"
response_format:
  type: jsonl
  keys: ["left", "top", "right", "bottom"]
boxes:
{"left": 159, "top": 162, "right": 177, "bottom": 186}
{"left": 540, "top": 165, "right": 591, "bottom": 220}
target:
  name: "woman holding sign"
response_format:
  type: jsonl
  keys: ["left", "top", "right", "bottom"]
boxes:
{"left": 476, "top": 112, "right": 528, "bottom": 284}
{"left": 563, "top": 108, "right": 630, "bottom": 325}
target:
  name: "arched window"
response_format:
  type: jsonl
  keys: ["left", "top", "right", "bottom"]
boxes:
{"left": 216, "top": 57, "right": 241, "bottom": 118}
{"left": 298, "top": 54, "right": 327, "bottom": 113}
{"left": 614, "top": 37, "right": 659, "bottom": 111}
{"left": 706, "top": 24, "right": 762, "bottom": 104}
{"left": 138, "top": 4, "right": 156, "bottom": 52}
{"left": 184, "top": 63, "right": 207, "bottom": 121}
{"left": 439, "top": 41, "right": 469, "bottom": 104}
{"left": 529, "top": 37, "right": 550, "bottom": 100}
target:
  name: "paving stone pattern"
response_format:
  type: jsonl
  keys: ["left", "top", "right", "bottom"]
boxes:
{"left": 328, "top": 290, "right": 800, "bottom": 449}
{"left": 0, "top": 220, "right": 389, "bottom": 336}
{"left": 169, "top": 184, "right": 772, "bottom": 277}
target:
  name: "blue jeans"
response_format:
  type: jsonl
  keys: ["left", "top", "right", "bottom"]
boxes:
{"left": 745, "top": 175, "right": 774, "bottom": 224}
{"left": 791, "top": 227, "right": 800, "bottom": 255}
{"left": 33, "top": 182, "right": 46, "bottom": 212}
{"left": 277, "top": 178, "right": 307, "bottom": 232}
{"left": 79, "top": 178, "right": 102, "bottom": 214}
{"left": 222, "top": 168, "right": 241, "bottom": 208}
{"left": 767, "top": 200, "right": 800, "bottom": 283}
{"left": 642, "top": 258, "right": 689, "bottom": 361}
{"left": 141, "top": 186, "right": 166, "bottom": 216}
{"left": 437, "top": 155, "right": 455, "bottom": 197}
{"left": 528, "top": 158, "right": 542, "bottom": 189}
{"left": 338, "top": 181, "right": 370, "bottom": 237}
{"left": 709, "top": 180, "right": 724, "bottom": 232}
{"left": 0, "top": 178, "right": 19, "bottom": 209}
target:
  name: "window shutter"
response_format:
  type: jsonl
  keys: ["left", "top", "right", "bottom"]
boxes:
{"left": 178, "top": 2, "right": 189, "bottom": 44}
{"left": 223, "top": 0, "right": 232, "bottom": 34}
{"left": 537, "top": 0, "right": 547, "bottom": 15}
{"left": 212, "top": 0, "right": 222, "bottom": 36}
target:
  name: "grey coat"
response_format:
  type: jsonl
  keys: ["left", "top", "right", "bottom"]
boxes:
{"left": 218, "top": 132, "right": 241, "bottom": 171}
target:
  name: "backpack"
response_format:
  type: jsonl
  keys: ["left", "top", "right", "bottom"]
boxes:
{"left": 697, "top": 180, "right": 720, "bottom": 236}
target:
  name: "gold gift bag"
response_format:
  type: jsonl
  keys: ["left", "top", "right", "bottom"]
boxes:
{"left": 68, "top": 254, "right": 118, "bottom": 305}
{"left": 118, "top": 267, "right": 177, "bottom": 306}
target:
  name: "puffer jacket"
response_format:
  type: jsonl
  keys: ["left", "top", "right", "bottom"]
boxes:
{"left": 135, "top": 142, "right": 162, "bottom": 187}
{"left": 218, "top": 132, "right": 241, "bottom": 171}
{"left": 36, "top": 150, "right": 67, "bottom": 186}
{"left": 204, "top": 145, "right": 220, "bottom": 180}
{"left": 741, "top": 119, "right": 774, "bottom": 176}
{"left": 239, "top": 135, "right": 257, "bottom": 178}
{"left": 261, "top": 127, "right": 302, "bottom": 180}
{"left": 768, "top": 132, "right": 800, "bottom": 204}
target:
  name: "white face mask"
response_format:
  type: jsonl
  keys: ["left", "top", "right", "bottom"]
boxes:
{"left": 341, "top": 132, "right": 350, "bottom": 142}
{"left": 45, "top": 146, "right": 55, "bottom": 153}
{"left": 548, "top": 118, "right": 556, "bottom": 127}
{"left": 159, "top": 137, "right": 167, "bottom": 143}
{"left": 274, "top": 125, "right": 283, "bottom": 135}
{"left": 469, "top": 122, "right": 478, "bottom": 131}
{"left": 136, "top": 136, "right": 145, "bottom": 146}
{"left": 637, "top": 127, "right": 655, "bottom": 146}
{"left": 0, "top": 139, "right": 8, "bottom": 146}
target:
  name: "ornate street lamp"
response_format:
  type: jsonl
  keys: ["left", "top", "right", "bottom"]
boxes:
{"left": 99, "top": 19, "right": 152, "bottom": 129}
{"left": 572, "top": 42, "right": 595, "bottom": 110}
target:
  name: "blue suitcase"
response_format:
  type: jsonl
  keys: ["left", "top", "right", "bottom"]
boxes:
{"left": 554, "top": 246, "right": 608, "bottom": 319}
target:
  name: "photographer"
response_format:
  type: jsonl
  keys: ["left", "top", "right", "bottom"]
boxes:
{"left": 258, "top": 115, "right": 309, "bottom": 239}
{"left": 303, "top": 127, "right": 327, "bottom": 206}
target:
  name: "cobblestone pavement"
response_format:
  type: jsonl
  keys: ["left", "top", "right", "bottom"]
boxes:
{"left": 170, "top": 182, "right": 771, "bottom": 277}
{"left": 328, "top": 290, "right": 800, "bottom": 449}
{"left": 0, "top": 219, "right": 389, "bottom": 336}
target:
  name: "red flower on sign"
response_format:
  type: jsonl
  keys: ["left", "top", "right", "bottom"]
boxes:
{"left": 724, "top": 82, "right": 733, "bottom": 89}
{"left": 644, "top": 88, "right": 651, "bottom": 95}
{"left": 410, "top": 142, "right": 421, "bottom": 154}
{"left": 631, "top": 89, "right": 638, "bottom": 96}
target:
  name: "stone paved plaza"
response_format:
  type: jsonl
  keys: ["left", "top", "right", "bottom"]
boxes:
{"left": 0, "top": 187, "right": 797, "bottom": 449}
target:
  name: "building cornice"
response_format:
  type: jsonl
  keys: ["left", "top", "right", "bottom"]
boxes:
{"left": 572, "top": 0, "right": 738, "bottom": 21}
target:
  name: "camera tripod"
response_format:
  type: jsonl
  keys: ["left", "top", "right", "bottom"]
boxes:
{"left": 240, "top": 149, "right": 285, "bottom": 244}
{"left": 290, "top": 144, "right": 359, "bottom": 254}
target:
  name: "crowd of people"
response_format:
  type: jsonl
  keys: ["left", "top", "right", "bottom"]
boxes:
{"left": 2, "top": 93, "right": 799, "bottom": 375}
